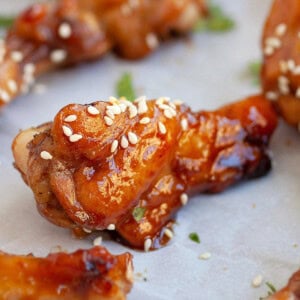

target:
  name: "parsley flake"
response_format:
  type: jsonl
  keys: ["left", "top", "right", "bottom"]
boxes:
{"left": 189, "top": 232, "right": 201, "bottom": 244}
{"left": 116, "top": 72, "right": 136, "bottom": 102}
{"left": 259, "top": 281, "right": 277, "bottom": 300}
{"left": 132, "top": 207, "right": 146, "bottom": 222}
{"left": 0, "top": 16, "right": 15, "bottom": 28}
{"left": 247, "top": 60, "right": 262, "bottom": 86}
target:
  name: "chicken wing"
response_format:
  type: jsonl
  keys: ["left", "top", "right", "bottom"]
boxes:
{"left": 12, "top": 95, "right": 277, "bottom": 251}
{"left": 262, "top": 0, "right": 300, "bottom": 128}
{"left": 0, "top": 246, "right": 133, "bottom": 300}
{"left": 0, "top": 0, "right": 206, "bottom": 107}
{"left": 268, "top": 269, "right": 300, "bottom": 300}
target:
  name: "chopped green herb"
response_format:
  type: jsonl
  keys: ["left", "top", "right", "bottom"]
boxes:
{"left": 247, "top": 60, "right": 262, "bottom": 86}
{"left": 0, "top": 16, "right": 15, "bottom": 28}
{"left": 195, "top": 2, "right": 235, "bottom": 33}
{"left": 116, "top": 72, "right": 136, "bottom": 102}
{"left": 189, "top": 232, "right": 201, "bottom": 244}
{"left": 132, "top": 207, "right": 146, "bottom": 222}
{"left": 259, "top": 281, "right": 277, "bottom": 300}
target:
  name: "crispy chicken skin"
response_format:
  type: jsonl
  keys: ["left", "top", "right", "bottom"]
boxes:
{"left": 262, "top": 0, "right": 300, "bottom": 127}
{"left": 0, "top": 246, "right": 133, "bottom": 300}
{"left": 0, "top": 0, "right": 206, "bottom": 107}
{"left": 12, "top": 96, "right": 277, "bottom": 251}
{"left": 268, "top": 269, "right": 300, "bottom": 300}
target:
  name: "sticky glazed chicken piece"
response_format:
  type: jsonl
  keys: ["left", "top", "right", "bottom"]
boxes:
{"left": 0, "top": 0, "right": 206, "bottom": 107}
{"left": 262, "top": 0, "right": 300, "bottom": 127}
{"left": 12, "top": 95, "right": 277, "bottom": 251}
{"left": 0, "top": 246, "right": 133, "bottom": 300}
{"left": 268, "top": 269, "right": 300, "bottom": 300}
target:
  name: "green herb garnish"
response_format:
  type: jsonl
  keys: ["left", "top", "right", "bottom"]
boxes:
{"left": 195, "top": 2, "right": 235, "bottom": 33}
{"left": 116, "top": 72, "right": 136, "bottom": 102}
{"left": 132, "top": 207, "right": 146, "bottom": 222}
{"left": 189, "top": 232, "right": 201, "bottom": 244}
{"left": 0, "top": 16, "right": 15, "bottom": 28}
{"left": 259, "top": 281, "right": 277, "bottom": 300}
{"left": 247, "top": 60, "right": 262, "bottom": 86}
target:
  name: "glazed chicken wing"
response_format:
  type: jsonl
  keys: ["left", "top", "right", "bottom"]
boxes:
{"left": 0, "top": 0, "right": 206, "bottom": 107}
{"left": 0, "top": 246, "right": 133, "bottom": 300}
{"left": 262, "top": 0, "right": 300, "bottom": 127}
{"left": 12, "top": 95, "right": 277, "bottom": 251}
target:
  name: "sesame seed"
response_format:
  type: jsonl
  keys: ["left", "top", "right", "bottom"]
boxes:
{"left": 199, "top": 252, "right": 211, "bottom": 260}
{"left": 104, "top": 116, "right": 113, "bottom": 126}
{"left": 58, "top": 22, "right": 72, "bottom": 39}
{"left": 164, "top": 108, "right": 174, "bottom": 119}
{"left": 107, "top": 224, "right": 116, "bottom": 230}
{"left": 265, "top": 37, "right": 281, "bottom": 49}
{"left": 83, "top": 227, "right": 92, "bottom": 233}
{"left": 50, "top": 49, "right": 67, "bottom": 63}
{"left": 128, "top": 132, "right": 138, "bottom": 145}
{"left": 64, "top": 115, "right": 77, "bottom": 122}
{"left": 264, "top": 46, "right": 274, "bottom": 56}
{"left": 287, "top": 59, "right": 296, "bottom": 71}
{"left": 278, "top": 75, "right": 289, "bottom": 85}
{"left": 181, "top": 118, "right": 188, "bottom": 131}
{"left": 108, "top": 96, "right": 118, "bottom": 103}
{"left": 107, "top": 105, "right": 121, "bottom": 115}
{"left": 144, "top": 238, "right": 152, "bottom": 252}
{"left": 146, "top": 33, "right": 159, "bottom": 49}
{"left": 138, "top": 99, "right": 148, "bottom": 114}
{"left": 69, "top": 134, "right": 83, "bottom": 142}
{"left": 275, "top": 23, "right": 287, "bottom": 36}
{"left": 62, "top": 125, "right": 73, "bottom": 137}
{"left": 140, "top": 117, "right": 151, "bottom": 124}
{"left": 296, "top": 88, "right": 300, "bottom": 99}
{"left": 293, "top": 66, "right": 300, "bottom": 75}
{"left": 0, "top": 89, "right": 10, "bottom": 103}
{"left": 134, "top": 95, "right": 147, "bottom": 103}
{"left": 164, "top": 228, "right": 174, "bottom": 239}
{"left": 106, "top": 110, "right": 115, "bottom": 120}
{"left": 265, "top": 91, "right": 278, "bottom": 101}
{"left": 158, "top": 122, "right": 167, "bottom": 134}
{"left": 24, "top": 63, "right": 35, "bottom": 75}
{"left": 11, "top": 51, "right": 23, "bottom": 62}
{"left": 279, "top": 60, "right": 288, "bottom": 73}
{"left": 75, "top": 211, "right": 89, "bottom": 221}
{"left": 180, "top": 193, "right": 188, "bottom": 206}
{"left": 119, "top": 103, "right": 127, "bottom": 112}
{"left": 252, "top": 274, "right": 263, "bottom": 288}
{"left": 40, "top": 150, "right": 53, "bottom": 160}
{"left": 121, "top": 136, "right": 129, "bottom": 149}
{"left": 87, "top": 106, "right": 100, "bottom": 115}
{"left": 279, "top": 83, "right": 289, "bottom": 95}
{"left": 129, "top": 105, "right": 138, "bottom": 118}
{"left": 7, "top": 79, "right": 17, "bottom": 93}
{"left": 173, "top": 99, "right": 183, "bottom": 106}
{"left": 111, "top": 140, "right": 119, "bottom": 153}
{"left": 93, "top": 236, "right": 102, "bottom": 246}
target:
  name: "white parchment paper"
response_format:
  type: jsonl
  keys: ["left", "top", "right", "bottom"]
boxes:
{"left": 1, "top": 1, "right": 300, "bottom": 299}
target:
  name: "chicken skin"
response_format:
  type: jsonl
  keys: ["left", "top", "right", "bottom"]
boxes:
{"left": 262, "top": 0, "right": 300, "bottom": 128}
{"left": 12, "top": 95, "right": 277, "bottom": 251}
{"left": 0, "top": 0, "right": 206, "bottom": 107}
{"left": 0, "top": 246, "right": 133, "bottom": 300}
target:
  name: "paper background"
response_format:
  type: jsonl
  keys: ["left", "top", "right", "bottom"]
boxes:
{"left": 1, "top": 1, "right": 300, "bottom": 299}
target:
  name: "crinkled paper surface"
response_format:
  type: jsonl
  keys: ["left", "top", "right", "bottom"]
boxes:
{"left": 1, "top": 1, "right": 300, "bottom": 299}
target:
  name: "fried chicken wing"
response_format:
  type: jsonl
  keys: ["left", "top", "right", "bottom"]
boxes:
{"left": 262, "top": 0, "right": 300, "bottom": 127}
{"left": 12, "top": 95, "right": 277, "bottom": 251}
{"left": 0, "top": 246, "right": 133, "bottom": 300}
{"left": 268, "top": 269, "right": 300, "bottom": 300}
{"left": 0, "top": 0, "right": 206, "bottom": 107}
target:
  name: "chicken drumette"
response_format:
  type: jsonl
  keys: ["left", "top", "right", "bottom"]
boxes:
{"left": 13, "top": 96, "right": 277, "bottom": 251}
{"left": 0, "top": 246, "right": 133, "bottom": 300}
{"left": 0, "top": 0, "right": 206, "bottom": 107}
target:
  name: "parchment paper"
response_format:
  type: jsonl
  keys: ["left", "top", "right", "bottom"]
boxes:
{"left": 1, "top": 1, "right": 300, "bottom": 299}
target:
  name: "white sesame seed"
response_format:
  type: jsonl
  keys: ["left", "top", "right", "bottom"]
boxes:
{"left": 11, "top": 51, "right": 23, "bottom": 62}
{"left": 0, "top": 89, "right": 10, "bottom": 103}
{"left": 164, "top": 109, "right": 174, "bottom": 119}
{"left": 23, "top": 73, "right": 35, "bottom": 85}
{"left": 146, "top": 33, "right": 159, "bottom": 49}
{"left": 62, "top": 125, "right": 73, "bottom": 137}
{"left": 83, "top": 227, "right": 92, "bottom": 233}
{"left": 129, "top": 105, "right": 138, "bottom": 118}
{"left": 69, "top": 134, "right": 83, "bottom": 142}
{"left": 75, "top": 211, "right": 89, "bottom": 221}
{"left": 107, "top": 105, "right": 121, "bottom": 115}
{"left": 7, "top": 79, "right": 17, "bottom": 93}
{"left": 287, "top": 59, "right": 296, "bottom": 71}
{"left": 164, "top": 228, "right": 174, "bottom": 239}
{"left": 265, "top": 37, "right": 281, "bottom": 49}
{"left": 265, "top": 91, "right": 278, "bottom": 101}
{"left": 93, "top": 236, "right": 102, "bottom": 246}
{"left": 296, "top": 88, "right": 300, "bottom": 99}
{"left": 275, "top": 23, "right": 287, "bottom": 36}
{"left": 169, "top": 102, "right": 176, "bottom": 110}
{"left": 104, "top": 116, "right": 113, "bottom": 126}
{"left": 128, "top": 132, "right": 138, "bottom": 145}
{"left": 279, "top": 84, "right": 289, "bottom": 95}
{"left": 264, "top": 46, "right": 274, "bottom": 56}
{"left": 138, "top": 99, "right": 148, "bottom": 114}
{"left": 279, "top": 60, "right": 288, "bottom": 73}
{"left": 173, "top": 99, "right": 183, "bottom": 106}
{"left": 24, "top": 63, "right": 35, "bottom": 75}
{"left": 106, "top": 110, "right": 115, "bottom": 120}
{"left": 252, "top": 275, "right": 263, "bottom": 288}
{"left": 158, "top": 122, "right": 167, "bottom": 134}
{"left": 144, "top": 238, "right": 152, "bottom": 252}
{"left": 199, "top": 252, "right": 211, "bottom": 260}
{"left": 181, "top": 118, "right": 188, "bottom": 131}
{"left": 107, "top": 224, "right": 116, "bottom": 230}
{"left": 180, "top": 193, "right": 188, "bottom": 206}
{"left": 64, "top": 115, "right": 77, "bottom": 122}
{"left": 111, "top": 140, "right": 119, "bottom": 153}
{"left": 140, "top": 117, "right": 151, "bottom": 124}
{"left": 293, "top": 66, "right": 300, "bottom": 75}
{"left": 134, "top": 95, "right": 147, "bottom": 103}
{"left": 58, "top": 22, "right": 72, "bottom": 39}
{"left": 278, "top": 75, "right": 289, "bottom": 85}
{"left": 119, "top": 103, "right": 127, "bottom": 112}
{"left": 121, "top": 136, "right": 129, "bottom": 149}
{"left": 40, "top": 150, "right": 53, "bottom": 160}
{"left": 87, "top": 106, "right": 100, "bottom": 115}
{"left": 50, "top": 49, "right": 67, "bottom": 64}
{"left": 109, "top": 96, "right": 118, "bottom": 103}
